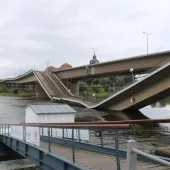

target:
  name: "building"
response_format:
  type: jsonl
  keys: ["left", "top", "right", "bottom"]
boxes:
{"left": 25, "top": 104, "right": 89, "bottom": 141}
{"left": 45, "top": 66, "right": 58, "bottom": 72}
{"left": 45, "top": 63, "right": 72, "bottom": 72}
{"left": 59, "top": 63, "right": 72, "bottom": 69}
{"left": 25, "top": 104, "right": 76, "bottom": 123}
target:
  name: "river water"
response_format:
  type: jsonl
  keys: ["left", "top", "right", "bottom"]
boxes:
{"left": 0, "top": 96, "right": 170, "bottom": 169}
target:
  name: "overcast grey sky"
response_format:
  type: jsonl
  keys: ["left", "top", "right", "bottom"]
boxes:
{"left": 0, "top": 0, "right": 170, "bottom": 78}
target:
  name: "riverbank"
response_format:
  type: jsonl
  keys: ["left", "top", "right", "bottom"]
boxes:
{"left": 0, "top": 86, "right": 35, "bottom": 97}
{"left": 0, "top": 159, "right": 41, "bottom": 170}
{"left": 0, "top": 92, "right": 35, "bottom": 97}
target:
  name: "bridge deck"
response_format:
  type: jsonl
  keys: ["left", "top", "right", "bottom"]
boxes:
{"left": 40, "top": 141, "right": 168, "bottom": 170}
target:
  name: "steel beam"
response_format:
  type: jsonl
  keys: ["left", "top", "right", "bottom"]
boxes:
{"left": 0, "top": 135, "right": 89, "bottom": 170}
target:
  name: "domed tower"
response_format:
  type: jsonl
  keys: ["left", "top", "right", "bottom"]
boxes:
{"left": 90, "top": 52, "right": 99, "bottom": 65}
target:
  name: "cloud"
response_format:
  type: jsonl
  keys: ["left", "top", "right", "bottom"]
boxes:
{"left": 0, "top": 0, "right": 170, "bottom": 78}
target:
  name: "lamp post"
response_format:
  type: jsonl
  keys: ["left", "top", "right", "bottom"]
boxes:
{"left": 143, "top": 31, "right": 151, "bottom": 54}
{"left": 130, "top": 68, "right": 135, "bottom": 83}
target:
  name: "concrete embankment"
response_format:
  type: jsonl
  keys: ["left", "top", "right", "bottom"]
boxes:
{"left": 155, "top": 147, "right": 170, "bottom": 158}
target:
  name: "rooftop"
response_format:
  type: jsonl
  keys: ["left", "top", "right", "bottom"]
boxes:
{"left": 28, "top": 104, "right": 76, "bottom": 114}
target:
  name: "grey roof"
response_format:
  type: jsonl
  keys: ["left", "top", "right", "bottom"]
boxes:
{"left": 29, "top": 104, "right": 76, "bottom": 114}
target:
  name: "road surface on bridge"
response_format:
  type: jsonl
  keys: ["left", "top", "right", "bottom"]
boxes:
{"left": 40, "top": 141, "right": 168, "bottom": 170}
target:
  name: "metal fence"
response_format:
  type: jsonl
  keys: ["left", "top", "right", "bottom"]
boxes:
{"left": 0, "top": 123, "right": 130, "bottom": 170}
{"left": 0, "top": 119, "right": 170, "bottom": 170}
{"left": 127, "top": 140, "right": 170, "bottom": 170}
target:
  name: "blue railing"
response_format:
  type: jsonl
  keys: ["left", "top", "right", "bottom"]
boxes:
{"left": 0, "top": 123, "right": 130, "bottom": 170}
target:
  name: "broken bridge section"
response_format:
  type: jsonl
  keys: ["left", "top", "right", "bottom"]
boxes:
{"left": 34, "top": 71, "right": 73, "bottom": 100}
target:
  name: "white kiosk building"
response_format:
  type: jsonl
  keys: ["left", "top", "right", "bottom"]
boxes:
{"left": 25, "top": 104, "right": 76, "bottom": 123}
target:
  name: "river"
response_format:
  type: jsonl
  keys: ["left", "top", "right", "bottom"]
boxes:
{"left": 0, "top": 96, "right": 170, "bottom": 169}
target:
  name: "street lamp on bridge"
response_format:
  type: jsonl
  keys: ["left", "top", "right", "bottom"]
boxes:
{"left": 143, "top": 31, "right": 152, "bottom": 54}
{"left": 130, "top": 68, "right": 135, "bottom": 83}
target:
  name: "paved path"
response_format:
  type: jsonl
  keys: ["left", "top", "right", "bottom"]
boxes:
{"left": 40, "top": 141, "right": 169, "bottom": 170}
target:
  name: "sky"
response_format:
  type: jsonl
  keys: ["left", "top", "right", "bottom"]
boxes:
{"left": 0, "top": 0, "right": 170, "bottom": 78}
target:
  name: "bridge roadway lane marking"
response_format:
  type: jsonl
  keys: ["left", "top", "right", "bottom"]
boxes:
{"left": 40, "top": 141, "right": 168, "bottom": 170}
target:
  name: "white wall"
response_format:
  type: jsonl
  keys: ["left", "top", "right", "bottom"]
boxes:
{"left": 38, "top": 113, "right": 75, "bottom": 123}
{"left": 25, "top": 107, "right": 38, "bottom": 123}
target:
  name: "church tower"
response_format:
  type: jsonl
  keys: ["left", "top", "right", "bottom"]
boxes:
{"left": 90, "top": 52, "right": 99, "bottom": 65}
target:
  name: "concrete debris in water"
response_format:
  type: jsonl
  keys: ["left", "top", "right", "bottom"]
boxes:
{"left": 0, "top": 159, "right": 41, "bottom": 170}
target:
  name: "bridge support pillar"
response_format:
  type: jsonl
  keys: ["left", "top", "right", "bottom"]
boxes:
{"left": 35, "top": 82, "right": 49, "bottom": 100}
{"left": 67, "top": 82, "right": 79, "bottom": 96}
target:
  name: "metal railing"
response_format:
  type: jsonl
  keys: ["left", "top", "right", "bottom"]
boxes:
{"left": 0, "top": 119, "right": 170, "bottom": 170}
{"left": 0, "top": 123, "right": 131, "bottom": 170}
{"left": 35, "top": 119, "right": 170, "bottom": 156}
{"left": 127, "top": 140, "right": 170, "bottom": 170}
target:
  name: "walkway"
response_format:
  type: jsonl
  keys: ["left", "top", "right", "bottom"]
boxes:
{"left": 40, "top": 141, "right": 168, "bottom": 170}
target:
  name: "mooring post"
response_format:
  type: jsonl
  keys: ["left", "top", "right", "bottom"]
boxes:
{"left": 127, "top": 140, "right": 137, "bottom": 170}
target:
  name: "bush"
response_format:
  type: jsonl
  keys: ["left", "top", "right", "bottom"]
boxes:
{"left": 0, "top": 86, "right": 9, "bottom": 93}
{"left": 91, "top": 85, "right": 105, "bottom": 93}
{"left": 108, "top": 87, "right": 115, "bottom": 93}
{"left": 13, "top": 88, "right": 19, "bottom": 94}
{"left": 96, "top": 92, "right": 108, "bottom": 99}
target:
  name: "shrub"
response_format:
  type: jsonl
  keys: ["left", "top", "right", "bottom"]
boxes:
{"left": 96, "top": 92, "right": 108, "bottom": 99}
{"left": 0, "top": 86, "right": 9, "bottom": 93}
{"left": 13, "top": 88, "right": 19, "bottom": 94}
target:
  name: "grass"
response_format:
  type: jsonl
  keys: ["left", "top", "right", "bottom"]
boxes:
{"left": 0, "top": 92, "right": 35, "bottom": 97}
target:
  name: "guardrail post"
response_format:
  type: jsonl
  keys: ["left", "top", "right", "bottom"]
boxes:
{"left": 133, "top": 124, "right": 136, "bottom": 139}
{"left": 23, "top": 126, "right": 26, "bottom": 142}
{"left": 72, "top": 128, "right": 75, "bottom": 163}
{"left": 5, "top": 125, "right": 6, "bottom": 135}
{"left": 127, "top": 140, "right": 137, "bottom": 170}
{"left": 8, "top": 125, "right": 9, "bottom": 136}
{"left": 100, "top": 130, "right": 103, "bottom": 146}
{"left": 78, "top": 129, "right": 81, "bottom": 142}
{"left": 42, "top": 127, "right": 44, "bottom": 136}
{"left": 115, "top": 136, "right": 121, "bottom": 170}
{"left": 51, "top": 128, "right": 52, "bottom": 137}
{"left": 48, "top": 127, "right": 51, "bottom": 152}
{"left": 62, "top": 128, "right": 64, "bottom": 139}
